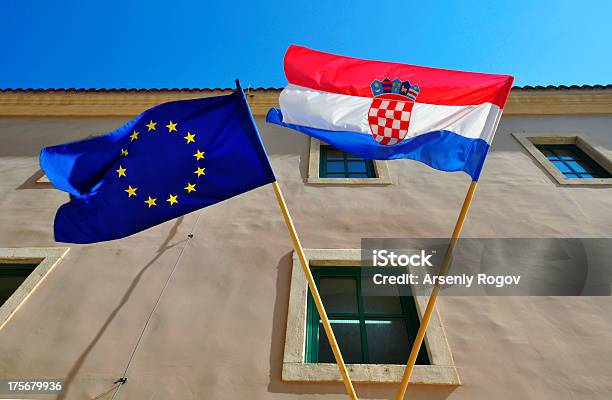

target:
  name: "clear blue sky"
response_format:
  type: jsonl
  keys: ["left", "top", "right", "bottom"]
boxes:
{"left": 2, "top": 0, "right": 610, "bottom": 88}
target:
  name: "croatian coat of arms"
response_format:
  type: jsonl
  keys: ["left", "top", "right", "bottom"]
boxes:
{"left": 368, "top": 78, "right": 420, "bottom": 145}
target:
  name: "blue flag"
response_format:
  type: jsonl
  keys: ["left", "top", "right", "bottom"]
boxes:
{"left": 41, "top": 83, "right": 276, "bottom": 243}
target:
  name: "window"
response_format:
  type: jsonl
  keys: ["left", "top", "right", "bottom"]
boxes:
{"left": 17, "top": 169, "right": 54, "bottom": 189}
{"left": 0, "top": 248, "right": 69, "bottom": 331}
{"left": 536, "top": 144, "right": 611, "bottom": 179}
{"left": 512, "top": 133, "right": 612, "bottom": 186}
{"left": 306, "top": 267, "right": 429, "bottom": 365}
{"left": 319, "top": 146, "right": 376, "bottom": 179}
{"left": 282, "top": 249, "right": 459, "bottom": 384}
{"left": 307, "top": 138, "right": 392, "bottom": 185}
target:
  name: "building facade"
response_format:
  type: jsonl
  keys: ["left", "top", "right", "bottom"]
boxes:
{"left": 0, "top": 86, "right": 611, "bottom": 399}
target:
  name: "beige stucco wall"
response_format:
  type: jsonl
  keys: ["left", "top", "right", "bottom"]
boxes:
{"left": 0, "top": 113, "right": 611, "bottom": 399}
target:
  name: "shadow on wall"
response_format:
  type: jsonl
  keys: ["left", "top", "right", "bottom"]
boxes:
{"left": 266, "top": 252, "right": 458, "bottom": 400}
{"left": 0, "top": 117, "right": 312, "bottom": 181}
{"left": 57, "top": 216, "right": 186, "bottom": 400}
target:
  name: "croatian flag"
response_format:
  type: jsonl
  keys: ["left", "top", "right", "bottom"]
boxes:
{"left": 266, "top": 45, "right": 514, "bottom": 181}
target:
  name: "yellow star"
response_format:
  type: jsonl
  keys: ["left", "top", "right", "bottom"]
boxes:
{"left": 184, "top": 183, "right": 196, "bottom": 193}
{"left": 166, "top": 121, "right": 178, "bottom": 132}
{"left": 194, "top": 167, "right": 206, "bottom": 177}
{"left": 130, "top": 130, "right": 139, "bottom": 141}
{"left": 125, "top": 185, "right": 137, "bottom": 197}
{"left": 193, "top": 150, "right": 205, "bottom": 160}
{"left": 116, "top": 165, "right": 127, "bottom": 177}
{"left": 184, "top": 132, "right": 196, "bottom": 144}
{"left": 144, "top": 196, "right": 157, "bottom": 207}
{"left": 146, "top": 120, "right": 157, "bottom": 131}
{"left": 166, "top": 194, "right": 178, "bottom": 205}
{"left": 120, "top": 149, "right": 128, "bottom": 156}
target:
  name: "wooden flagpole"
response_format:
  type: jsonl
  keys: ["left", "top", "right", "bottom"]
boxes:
{"left": 394, "top": 180, "right": 478, "bottom": 400}
{"left": 272, "top": 181, "right": 358, "bottom": 400}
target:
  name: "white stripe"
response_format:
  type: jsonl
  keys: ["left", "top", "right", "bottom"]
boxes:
{"left": 279, "top": 84, "right": 502, "bottom": 144}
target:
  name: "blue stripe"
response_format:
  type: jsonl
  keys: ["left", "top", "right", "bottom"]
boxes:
{"left": 266, "top": 108, "right": 489, "bottom": 181}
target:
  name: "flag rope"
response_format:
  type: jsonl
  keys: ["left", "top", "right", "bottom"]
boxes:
{"left": 109, "top": 210, "right": 204, "bottom": 400}
{"left": 272, "top": 181, "right": 359, "bottom": 400}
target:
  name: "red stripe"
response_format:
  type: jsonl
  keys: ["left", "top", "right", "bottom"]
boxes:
{"left": 284, "top": 45, "right": 514, "bottom": 108}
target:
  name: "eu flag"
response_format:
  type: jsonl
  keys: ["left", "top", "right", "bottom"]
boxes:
{"left": 40, "top": 83, "right": 276, "bottom": 243}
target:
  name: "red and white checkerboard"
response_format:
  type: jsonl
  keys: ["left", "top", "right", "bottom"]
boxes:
{"left": 367, "top": 97, "right": 415, "bottom": 146}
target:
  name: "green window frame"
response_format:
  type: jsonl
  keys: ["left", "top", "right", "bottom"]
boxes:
{"left": 305, "top": 267, "right": 429, "bottom": 365}
{"left": 536, "top": 144, "right": 611, "bottom": 178}
{"left": 319, "top": 146, "right": 376, "bottom": 178}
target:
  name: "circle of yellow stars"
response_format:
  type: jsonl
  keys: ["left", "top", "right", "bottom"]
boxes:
{"left": 117, "top": 119, "right": 206, "bottom": 208}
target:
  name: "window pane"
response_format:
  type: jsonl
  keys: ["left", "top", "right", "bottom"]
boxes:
{"left": 554, "top": 148, "right": 578, "bottom": 160}
{"left": 0, "top": 264, "right": 38, "bottom": 306}
{"left": 318, "top": 319, "right": 362, "bottom": 363}
{"left": 319, "top": 277, "right": 358, "bottom": 313}
{"left": 536, "top": 145, "right": 611, "bottom": 178}
{"left": 552, "top": 160, "right": 571, "bottom": 173}
{"left": 363, "top": 296, "right": 403, "bottom": 314}
{"left": 541, "top": 149, "right": 558, "bottom": 160}
{"left": 0, "top": 277, "right": 29, "bottom": 306}
{"left": 346, "top": 153, "right": 364, "bottom": 160}
{"left": 326, "top": 161, "right": 345, "bottom": 174}
{"left": 347, "top": 161, "right": 367, "bottom": 173}
{"left": 327, "top": 173, "right": 348, "bottom": 178}
{"left": 325, "top": 149, "right": 345, "bottom": 160}
{"left": 366, "top": 319, "right": 410, "bottom": 364}
{"left": 566, "top": 160, "right": 593, "bottom": 173}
